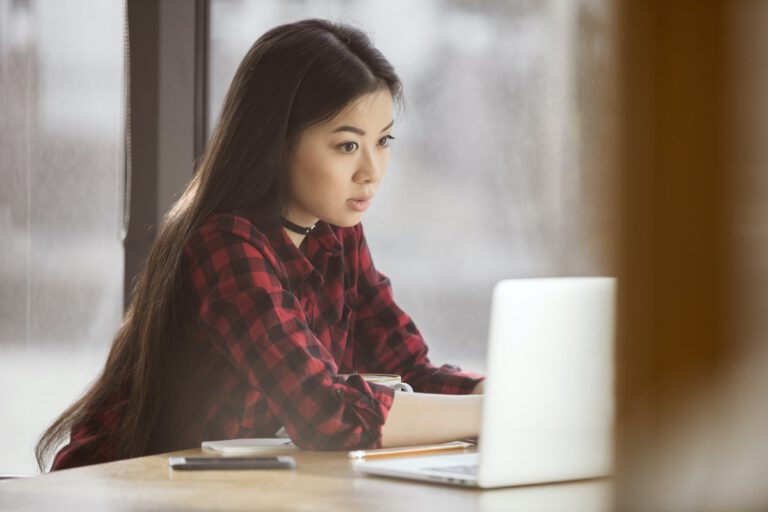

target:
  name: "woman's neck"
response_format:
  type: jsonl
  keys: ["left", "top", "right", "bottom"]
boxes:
{"left": 284, "top": 229, "right": 306, "bottom": 249}
{"left": 281, "top": 212, "right": 318, "bottom": 248}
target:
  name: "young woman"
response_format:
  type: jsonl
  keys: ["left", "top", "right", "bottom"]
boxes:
{"left": 37, "top": 18, "right": 485, "bottom": 471}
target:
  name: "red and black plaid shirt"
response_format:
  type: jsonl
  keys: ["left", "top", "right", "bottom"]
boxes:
{"left": 52, "top": 213, "right": 483, "bottom": 469}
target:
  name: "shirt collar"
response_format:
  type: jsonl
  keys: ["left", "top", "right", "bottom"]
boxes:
{"left": 303, "top": 221, "right": 343, "bottom": 257}
{"left": 261, "top": 220, "right": 343, "bottom": 290}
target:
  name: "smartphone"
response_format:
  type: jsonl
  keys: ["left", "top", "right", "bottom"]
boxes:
{"left": 168, "top": 456, "right": 296, "bottom": 470}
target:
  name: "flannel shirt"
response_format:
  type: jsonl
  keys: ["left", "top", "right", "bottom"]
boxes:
{"left": 51, "top": 213, "right": 484, "bottom": 470}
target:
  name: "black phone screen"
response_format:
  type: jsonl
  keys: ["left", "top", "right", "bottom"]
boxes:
{"left": 169, "top": 456, "right": 296, "bottom": 470}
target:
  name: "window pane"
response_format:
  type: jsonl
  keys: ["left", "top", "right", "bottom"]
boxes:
{"left": 208, "top": 0, "right": 615, "bottom": 373}
{"left": 0, "top": 0, "right": 124, "bottom": 474}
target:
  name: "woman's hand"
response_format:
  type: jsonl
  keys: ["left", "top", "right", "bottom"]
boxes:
{"left": 379, "top": 392, "right": 483, "bottom": 448}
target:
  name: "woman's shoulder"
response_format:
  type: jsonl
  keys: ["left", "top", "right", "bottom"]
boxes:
{"left": 191, "top": 212, "right": 271, "bottom": 245}
{"left": 182, "top": 212, "right": 290, "bottom": 287}
{"left": 186, "top": 213, "right": 366, "bottom": 257}
{"left": 183, "top": 212, "right": 280, "bottom": 266}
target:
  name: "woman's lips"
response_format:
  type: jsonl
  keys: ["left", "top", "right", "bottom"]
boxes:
{"left": 347, "top": 198, "right": 371, "bottom": 212}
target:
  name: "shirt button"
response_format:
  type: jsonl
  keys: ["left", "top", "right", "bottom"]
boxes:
{"left": 335, "top": 388, "right": 344, "bottom": 398}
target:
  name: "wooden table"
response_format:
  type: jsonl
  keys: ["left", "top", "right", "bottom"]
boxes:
{"left": 0, "top": 447, "right": 612, "bottom": 511}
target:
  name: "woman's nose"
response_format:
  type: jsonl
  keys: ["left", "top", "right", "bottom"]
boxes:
{"left": 356, "top": 150, "right": 384, "bottom": 184}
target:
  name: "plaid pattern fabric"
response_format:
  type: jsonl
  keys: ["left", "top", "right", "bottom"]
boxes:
{"left": 51, "top": 213, "right": 484, "bottom": 470}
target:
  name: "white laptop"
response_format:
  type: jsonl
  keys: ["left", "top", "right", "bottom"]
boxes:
{"left": 354, "top": 277, "right": 616, "bottom": 488}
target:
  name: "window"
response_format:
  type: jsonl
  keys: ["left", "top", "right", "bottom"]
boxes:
{"left": 0, "top": 0, "right": 125, "bottom": 474}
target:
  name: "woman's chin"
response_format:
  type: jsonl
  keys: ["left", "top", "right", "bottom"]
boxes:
{"left": 323, "top": 212, "right": 363, "bottom": 228}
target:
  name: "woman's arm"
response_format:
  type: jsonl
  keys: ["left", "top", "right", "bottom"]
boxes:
{"left": 352, "top": 223, "right": 486, "bottom": 394}
{"left": 380, "top": 392, "right": 482, "bottom": 447}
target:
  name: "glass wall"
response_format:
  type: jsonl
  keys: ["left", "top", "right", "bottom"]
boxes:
{"left": 0, "top": 0, "right": 124, "bottom": 474}
{"left": 208, "top": 0, "right": 616, "bottom": 373}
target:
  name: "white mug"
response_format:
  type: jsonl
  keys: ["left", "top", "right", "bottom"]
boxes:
{"left": 338, "top": 373, "right": 413, "bottom": 392}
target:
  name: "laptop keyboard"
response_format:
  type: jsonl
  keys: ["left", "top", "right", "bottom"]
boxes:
{"left": 424, "top": 464, "right": 478, "bottom": 476}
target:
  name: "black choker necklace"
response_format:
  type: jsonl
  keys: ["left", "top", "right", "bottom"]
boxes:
{"left": 281, "top": 217, "right": 317, "bottom": 236}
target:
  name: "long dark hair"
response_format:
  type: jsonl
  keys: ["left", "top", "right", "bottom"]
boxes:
{"left": 36, "top": 18, "right": 404, "bottom": 471}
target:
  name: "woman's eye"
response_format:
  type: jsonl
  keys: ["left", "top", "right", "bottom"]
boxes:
{"left": 379, "top": 135, "right": 395, "bottom": 148}
{"left": 338, "top": 142, "right": 358, "bottom": 154}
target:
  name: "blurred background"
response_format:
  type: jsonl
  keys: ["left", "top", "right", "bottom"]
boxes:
{"left": 0, "top": 0, "right": 125, "bottom": 476}
{"left": 1, "top": 1, "right": 767, "bottom": 510}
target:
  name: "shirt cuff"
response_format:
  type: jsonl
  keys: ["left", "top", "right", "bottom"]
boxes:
{"left": 333, "top": 374, "right": 396, "bottom": 449}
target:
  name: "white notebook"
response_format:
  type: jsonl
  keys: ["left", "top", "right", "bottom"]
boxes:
{"left": 201, "top": 438, "right": 297, "bottom": 455}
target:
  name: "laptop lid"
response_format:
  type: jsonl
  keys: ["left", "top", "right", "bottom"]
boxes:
{"left": 477, "top": 277, "right": 616, "bottom": 487}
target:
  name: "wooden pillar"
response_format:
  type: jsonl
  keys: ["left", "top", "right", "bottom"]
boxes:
{"left": 613, "top": 0, "right": 755, "bottom": 509}
{"left": 123, "top": 0, "right": 208, "bottom": 307}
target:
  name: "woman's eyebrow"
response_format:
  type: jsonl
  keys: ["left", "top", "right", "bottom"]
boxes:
{"left": 332, "top": 119, "right": 394, "bottom": 136}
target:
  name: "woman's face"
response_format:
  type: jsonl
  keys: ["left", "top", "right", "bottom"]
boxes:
{"left": 285, "top": 88, "right": 394, "bottom": 228}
